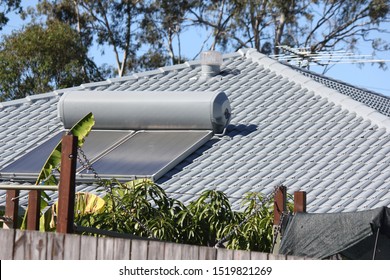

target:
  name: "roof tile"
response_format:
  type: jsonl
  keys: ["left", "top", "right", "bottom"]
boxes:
{"left": 1, "top": 49, "right": 390, "bottom": 213}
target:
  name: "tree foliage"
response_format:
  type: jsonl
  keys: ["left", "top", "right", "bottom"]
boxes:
{"left": 0, "top": 20, "right": 104, "bottom": 101}
{"left": 140, "top": 0, "right": 195, "bottom": 66}
{"left": 37, "top": 0, "right": 390, "bottom": 71}
{"left": 185, "top": 0, "right": 390, "bottom": 56}
{"left": 1, "top": 0, "right": 389, "bottom": 100}
{"left": 72, "top": 180, "right": 290, "bottom": 252}
{"left": 34, "top": 0, "right": 149, "bottom": 76}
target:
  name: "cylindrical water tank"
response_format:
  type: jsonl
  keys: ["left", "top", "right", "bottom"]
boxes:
{"left": 58, "top": 91, "right": 231, "bottom": 134}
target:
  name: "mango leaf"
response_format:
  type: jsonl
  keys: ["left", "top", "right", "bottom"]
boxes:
{"left": 120, "top": 178, "right": 153, "bottom": 189}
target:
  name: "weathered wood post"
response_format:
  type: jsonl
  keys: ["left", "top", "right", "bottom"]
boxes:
{"left": 273, "top": 185, "right": 287, "bottom": 226}
{"left": 272, "top": 185, "right": 287, "bottom": 254}
{"left": 57, "top": 135, "right": 78, "bottom": 234}
{"left": 3, "top": 190, "right": 19, "bottom": 229}
{"left": 294, "top": 191, "right": 307, "bottom": 213}
{"left": 27, "top": 190, "right": 41, "bottom": 230}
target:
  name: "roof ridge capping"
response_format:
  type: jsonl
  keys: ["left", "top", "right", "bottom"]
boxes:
{"left": 245, "top": 48, "right": 390, "bottom": 131}
{"left": 0, "top": 91, "right": 62, "bottom": 108}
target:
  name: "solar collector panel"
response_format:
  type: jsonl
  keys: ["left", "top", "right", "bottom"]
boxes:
{"left": 75, "top": 130, "right": 133, "bottom": 170}
{"left": 0, "top": 130, "right": 133, "bottom": 180}
{"left": 0, "top": 132, "right": 64, "bottom": 177}
{"left": 79, "top": 130, "right": 213, "bottom": 181}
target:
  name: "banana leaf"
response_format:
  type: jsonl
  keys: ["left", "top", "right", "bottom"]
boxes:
{"left": 22, "top": 112, "right": 95, "bottom": 230}
{"left": 36, "top": 112, "right": 95, "bottom": 186}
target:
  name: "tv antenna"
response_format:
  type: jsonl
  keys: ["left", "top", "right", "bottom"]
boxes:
{"left": 270, "top": 45, "right": 390, "bottom": 69}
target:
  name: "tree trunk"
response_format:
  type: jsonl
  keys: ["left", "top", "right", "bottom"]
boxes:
{"left": 274, "top": 12, "right": 286, "bottom": 55}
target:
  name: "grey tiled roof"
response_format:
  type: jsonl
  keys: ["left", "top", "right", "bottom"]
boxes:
{"left": 1, "top": 48, "right": 390, "bottom": 213}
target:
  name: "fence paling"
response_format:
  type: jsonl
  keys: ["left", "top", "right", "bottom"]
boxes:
{"left": 294, "top": 191, "right": 307, "bottom": 213}
{"left": 0, "top": 228, "right": 310, "bottom": 260}
{"left": 273, "top": 186, "right": 287, "bottom": 226}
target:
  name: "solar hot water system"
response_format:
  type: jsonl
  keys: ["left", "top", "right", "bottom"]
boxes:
{"left": 0, "top": 91, "right": 231, "bottom": 182}
{"left": 55, "top": 90, "right": 232, "bottom": 181}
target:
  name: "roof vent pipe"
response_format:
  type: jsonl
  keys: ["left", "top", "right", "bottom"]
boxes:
{"left": 201, "top": 50, "right": 222, "bottom": 78}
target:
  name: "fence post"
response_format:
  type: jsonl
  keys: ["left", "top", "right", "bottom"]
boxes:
{"left": 273, "top": 185, "right": 287, "bottom": 226}
{"left": 3, "top": 190, "right": 20, "bottom": 229}
{"left": 57, "top": 135, "right": 78, "bottom": 234}
{"left": 271, "top": 186, "right": 287, "bottom": 254}
{"left": 294, "top": 191, "right": 306, "bottom": 213}
{"left": 27, "top": 190, "right": 41, "bottom": 230}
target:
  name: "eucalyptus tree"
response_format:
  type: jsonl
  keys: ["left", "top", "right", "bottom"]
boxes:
{"left": 141, "top": 0, "right": 195, "bottom": 66}
{"left": 79, "top": 0, "right": 143, "bottom": 76}
{"left": 185, "top": 0, "right": 243, "bottom": 53}
{"left": 34, "top": 0, "right": 94, "bottom": 51}
{"left": 187, "top": 0, "right": 389, "bottom": 60}
{"left": 34, "top": 0, "right": 143, "bottom": 77}
{"left": 302, "top": 0, "right": 390, "bottom": 55}
{"left": 0, "top": 20, "right": 103, "bottom": 101}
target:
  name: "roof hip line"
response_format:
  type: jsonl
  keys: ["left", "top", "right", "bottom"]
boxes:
{"left": 244, "top": 48, "right": 390, "bottom": 132}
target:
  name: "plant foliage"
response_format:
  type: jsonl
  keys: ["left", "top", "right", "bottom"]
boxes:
{"left": 36, "top": 112, "right": 95, "bottom": 186}
{"left": 0, "top": 21, "right": 105, "bottom": 101}
{"left": 21, "top": 112, "right": 95, "bottom": 230}
{"left": 3, "top": 0, "right": 388, "bottom": 95}
{"left": 73, "top": 180, "right": 292, "bottom": 253}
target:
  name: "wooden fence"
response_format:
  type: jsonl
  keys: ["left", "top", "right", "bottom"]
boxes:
{"left": 0, "top": 229, "right": 308, "bottom": 260}
{"left": 1, "top": 136, "right": 309, "bottom": 260}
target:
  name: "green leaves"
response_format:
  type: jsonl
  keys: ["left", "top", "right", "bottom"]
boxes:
{"left": 68, "top": 112, "right": 95, "bottom": 147}
{"left": 21, "top": 112, "right": 95, "bottom": 230}
{"left": 76, "top": 182, "right": 285, "bottom": 253}
{"left": 0, "top": 20, "right": 105, "bottom": 101}
{"left": 35, "top": 112, "right": 95, "bottom": 186}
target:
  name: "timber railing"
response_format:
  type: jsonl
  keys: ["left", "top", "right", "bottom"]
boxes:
{"left": 1, "top": 135, "right": 77, "bottom": 233}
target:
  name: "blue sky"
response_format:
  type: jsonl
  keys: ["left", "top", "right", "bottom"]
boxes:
{"left": 2, "top": 1, "right": 390, "bottom": 97}
{"left": 86, "top": 17, "right": 390, "bottom": 98}
{"left": 184, "top": 29, "right": 390, "bottom": 97}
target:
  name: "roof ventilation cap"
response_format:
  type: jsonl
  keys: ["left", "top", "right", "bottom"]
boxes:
{"left": 201, "top": 50, "right": 222, "bottom": 78}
